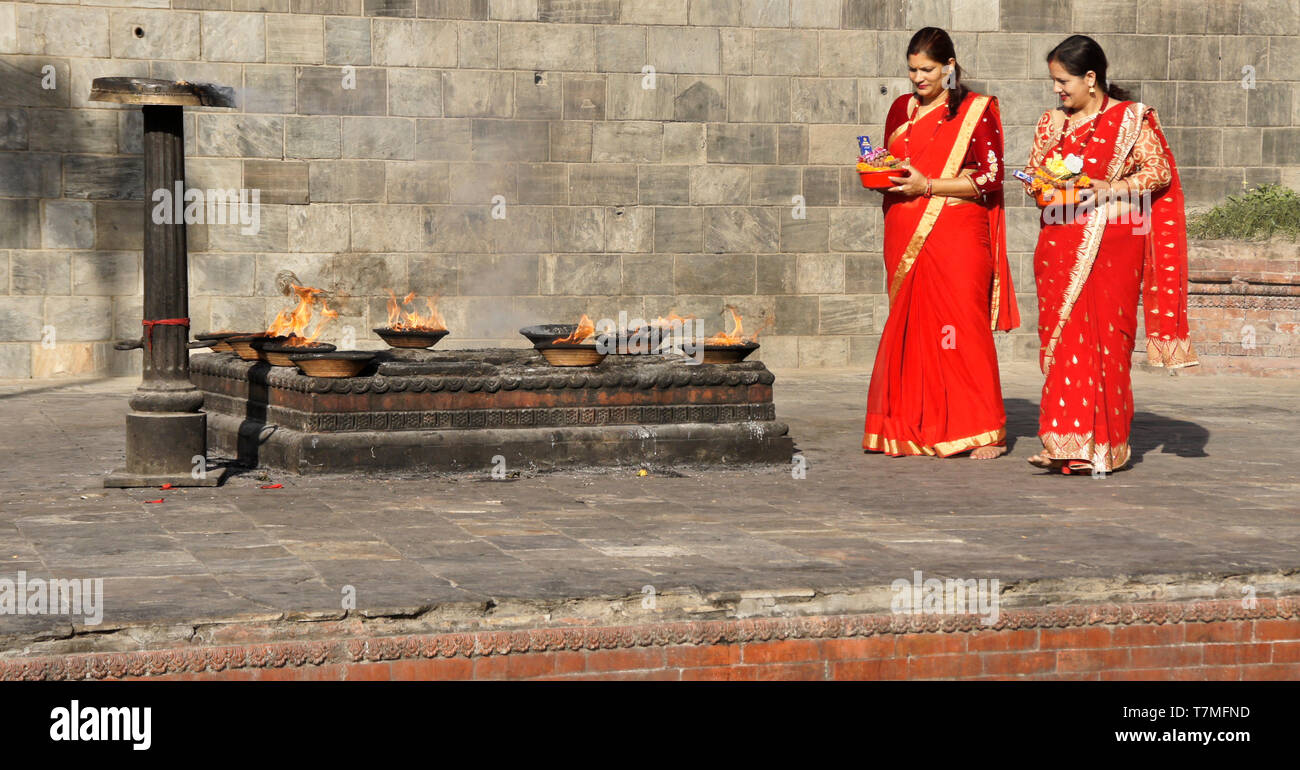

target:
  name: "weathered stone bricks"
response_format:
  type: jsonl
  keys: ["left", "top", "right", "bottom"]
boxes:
{"left": 499, "top": 24, "right": 594, "bottom": 71}
{"left": 245, "top": 66, "right": 299, "bottom": 114}
{"left": 268, "top": 15, "right": 326, "bottom": 64}
{"left": 244, "top": 160, "right": 310, "bottom": 204}
{"left": 674, "top": 76, "right": 726, "bottom": 122}
{"left": 607, "top": 73, "right": 675, "bottom": 120}
{"left": 197, "top": 115, "right": 284, "bottom": 158}
{"left": 646, "top": 26, "right": 720, "bottom": 74}
{"left": 201, "top": 12, "right": 265, "bottom": 62}
{"left": 298, "top": 66, "right": 389, "bottom": 115}
{"left": 753, "top": 30, "right": 819, "bottom": 76}
{"left": 729, "top": 77, "right": 790, "bottom": 122}
{"left": 707, "top": 124, "right": 778, "bottom": 164}
{"left": 592, "top": 122, "right": 661, "bottom": 163}
{"left": 674, "top": 253, "right": 756, "bottom": 295}
{"left": 41, "top": 201, "right": 94, "bottom": 250}
{"left": 570, "top": 164, "right": 638, "bottom": 204}
{"left": 443, "top": 70, "right": 514, "bottom": 117}
{"left": 325, "top": 17, "right": 373, "bottom": 64}
{"left": 17, "top": 6, "right": 110, "bottom": 58}
{"left": 343, "top": 117, "right": 417, "bottom": 159}
{"left": 2, "top": 1, "right": 1299, "bottom": 377}
{"left": 605, "top": 205, "right": 652, "bottom": 252}
{"left": 287, "top": 116, "right": 342, "bottom": 158}
{"left": 309, "top": 160, "right": 387, "bottom": 202}
{"left": 64, "top": 156, "right": 143, "bottom": 200}
{"left": 0, "top": 154, "right": 60, "bottom": 198}
{"left": 704, "top": 207, "right": 778, "bottom": 253}
{"left": 373, "top": 19, "right": 458, "bottom": 67}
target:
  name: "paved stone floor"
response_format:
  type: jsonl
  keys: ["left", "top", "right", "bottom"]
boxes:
{"left": 1, "top": 362, "right": 1298, "bottom": 649}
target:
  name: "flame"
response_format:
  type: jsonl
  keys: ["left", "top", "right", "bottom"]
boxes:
{"left": 266, "top": 284, "right": 339, "bottom": 345}
{"left": 386, "top": 289, "right": 447, "bottom": 331}
{"left": 704, "top": 306, "right": 768, "bottom": 346}
{"left": 554, "top": 314, "right": 596, "bottom": 344}
{"left": 642, "top": 312, "right": 696, "bottom": 330}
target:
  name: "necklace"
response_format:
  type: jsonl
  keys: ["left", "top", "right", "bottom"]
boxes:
{"left": 901, "top": 91, "right": 949, "bottom": 161}
{"left": 1054, "top": 95, "right": 1108, "bottom": 155}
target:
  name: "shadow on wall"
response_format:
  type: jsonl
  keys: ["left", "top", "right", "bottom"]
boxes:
{"left": 1, "top": 56, "right": 148, "bottom": 378}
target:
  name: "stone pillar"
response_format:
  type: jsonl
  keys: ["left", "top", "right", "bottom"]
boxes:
{"left": 94, "top": 78, "right": 236, "bottom": 488}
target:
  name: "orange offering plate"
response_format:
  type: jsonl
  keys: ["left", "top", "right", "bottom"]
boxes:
{"left": 858, "top": 167, "right": 900, "bottom": 190}
{"left": 1034, "top": 185, "right": 1087, "bottom": 208}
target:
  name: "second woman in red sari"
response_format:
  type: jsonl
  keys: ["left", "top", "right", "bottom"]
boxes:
{"left": 863, "top": 27, "right": 1020, "bottom": 460}
{"left": 1023, "top": 35, "right": 1198, "bottom": 475}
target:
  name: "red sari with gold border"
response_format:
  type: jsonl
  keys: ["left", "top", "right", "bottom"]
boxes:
{"left": 1026, "top": 100, "right": 1199, "bottom": 472}
{"left": 863, "top": 91, "right": 1019, "bottom": 457}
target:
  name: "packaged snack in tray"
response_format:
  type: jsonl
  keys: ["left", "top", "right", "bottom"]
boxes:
{"left": 1018, "top": 152, "right": 1093, "bottom": 206}
{"left": 855, "top": 136, "right": 905, "bottom": 189}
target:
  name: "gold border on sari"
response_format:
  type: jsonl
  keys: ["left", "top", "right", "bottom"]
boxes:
{"left": 887, "top": 95, "right": 991, "bottom": 305}
{"left": 1146, "top": 336, "right": 1198, "bottom": 368}
{"left": 1040, "top": 431, "right": 1131, "bottom": 472}
{"left": 864, "top": 427, "right": 1006, "bottom": 457}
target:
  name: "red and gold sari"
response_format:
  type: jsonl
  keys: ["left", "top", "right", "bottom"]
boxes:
{"left": 863, "top": 91, "right": 1020, "bottom": 456}
{"left": 1025, "top": 100, "right": 1199, "bottom": 472}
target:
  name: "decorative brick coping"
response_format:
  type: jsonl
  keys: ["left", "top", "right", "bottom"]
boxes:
{"left": 5, "top": 598, "right": 1298, "bottom": 681}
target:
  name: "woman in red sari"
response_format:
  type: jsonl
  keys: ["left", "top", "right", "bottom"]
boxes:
{"left": 863, "top": 27, "right": 1019, "bottom": 460}
{"left": 1023, "top": 35, "right": 1198, "bottom": 475}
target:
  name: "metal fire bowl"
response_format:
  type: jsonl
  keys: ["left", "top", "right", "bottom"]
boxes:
{"left": 227, "top": 333, "right": 272, "bottom": 362}
{"left": 256, "top": 340, "right": 337, "bottom": 367}
{"left": 288, "top": 350, "right": 377, "bottom": 379}
{"left": 194, "top": 330, "right": 242, "bottom": 353}
{"left": 519, "top": 324, "right": 613, "bottom": 350}
{"left": 519, "top": 324, "right": 579, "bottom": 347}
{"left": 701, "top": 342, "right": 760, "bottom": 364}
{"left": 373, "top": 327, "right": 450, "bottom": 349}
{"left": 537, "top": 346, "right": 606, "bottom": 367}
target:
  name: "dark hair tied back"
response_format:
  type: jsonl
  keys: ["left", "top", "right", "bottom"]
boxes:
{"left": 907, "top": 27, "right": 967, "bottom": 120}
{"left": 1046, "top": 34, "right": 1133, "bottom": 102}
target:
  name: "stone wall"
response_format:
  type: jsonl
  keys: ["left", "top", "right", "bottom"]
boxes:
{"left": 0, "top": 0, "right": 1298, "bottom": 378}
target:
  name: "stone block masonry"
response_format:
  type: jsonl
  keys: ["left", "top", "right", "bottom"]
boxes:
{"left": 0, "top": 0, "right": 1297, "bottom": 377}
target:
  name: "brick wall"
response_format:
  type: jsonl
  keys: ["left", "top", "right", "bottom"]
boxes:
{"left": 5, "top": 598, "right": 1299, "bottom": 680}
{"left": 0, "top": 0, "right": 1298, "bottom": 378}
{"left": 1181, "top": 239, "right": 1300, "bottom": 376}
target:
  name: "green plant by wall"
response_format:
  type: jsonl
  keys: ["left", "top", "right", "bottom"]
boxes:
{"left": 1187, "top": 185, "right": 1300, "bottom": 241}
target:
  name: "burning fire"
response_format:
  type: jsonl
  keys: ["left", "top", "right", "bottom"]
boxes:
{"left": 386, "top": 290, "right": 447, "bottom": 331}
{"left": 704, "top": 306, "right": 767, "bottom": 346}
{"left": 640, "top": 311, "right": 696, "bottom": 331}
{"left": 554, "top": 314, "right": 596, "bottom": 344}
{"left": 266, "top": 284, "right": 339, "bottom": 345}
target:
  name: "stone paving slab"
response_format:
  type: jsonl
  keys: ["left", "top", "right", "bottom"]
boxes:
{"left": 1, "top": 363, "right": 1298, "bottom": 653}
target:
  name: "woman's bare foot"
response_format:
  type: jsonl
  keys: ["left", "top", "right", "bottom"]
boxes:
{"left": 1026, "top": 453, "right": 1066, "bottom": 470}
{"left": 970, "top": 445, "right": 1007, "bottom": 460}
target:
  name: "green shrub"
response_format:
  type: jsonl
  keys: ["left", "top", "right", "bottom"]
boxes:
{"left": 1186, "top": 184, "right": 1300, "bottom": 241}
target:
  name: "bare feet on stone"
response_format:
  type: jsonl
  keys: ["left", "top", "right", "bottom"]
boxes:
{"left": 1026, "top": 453, "right": 1066, "bottom": 470}
{"left": 970, "top": 445, "right": 1008, "bottom": 460}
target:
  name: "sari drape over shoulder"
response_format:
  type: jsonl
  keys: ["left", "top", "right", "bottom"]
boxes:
{"left": 862, "top": 91, "right": 1019, "bottom": 457}
{"left": 1024, "top": 101, "right": 1198, "bottom": 472}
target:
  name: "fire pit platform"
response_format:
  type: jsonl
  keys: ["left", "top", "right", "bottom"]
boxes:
{"left": 192, "top": 349, "right": 794, "bottom": 474}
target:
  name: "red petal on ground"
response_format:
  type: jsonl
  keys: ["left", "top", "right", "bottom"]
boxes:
{"left": 260, "top": 484, "right": 283, "bottom": 489}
